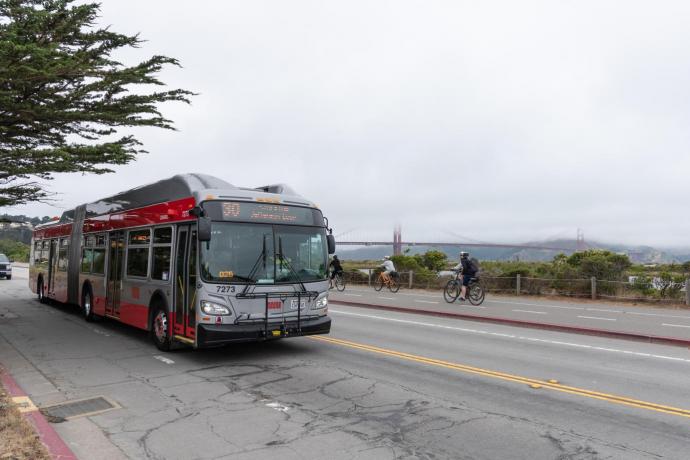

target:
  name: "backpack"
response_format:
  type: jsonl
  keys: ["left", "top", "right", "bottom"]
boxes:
{"left": 468, "top": 257, "right": 480, "bottom": 274}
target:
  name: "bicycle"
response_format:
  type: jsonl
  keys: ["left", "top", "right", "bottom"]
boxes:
{"left": 443, "top": 270, "right": 485, "bottom": 305}
{"left": 374, "top": 271, "right": 400, "bottom": 293}
{"left": 330, "top": 271, "right": 346, "bottom": 292}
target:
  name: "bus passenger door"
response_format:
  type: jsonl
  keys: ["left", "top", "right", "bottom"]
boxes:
{"left": 106, "top": 231, "right": 125, "bottom": 317}
{"left": 174, "top": 225, "right": 198, "bottom": 339}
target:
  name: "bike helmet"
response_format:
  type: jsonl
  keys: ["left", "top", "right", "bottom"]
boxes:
{"left": 383, "top": 256, "right": 390, "bottom": 260}
{"left": 459, "top": 251, "right": 469, "bottom": 258}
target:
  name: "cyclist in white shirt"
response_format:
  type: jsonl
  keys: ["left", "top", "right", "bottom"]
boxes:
{"left": 380, "top": 256, "right": 396, "bottom": 282}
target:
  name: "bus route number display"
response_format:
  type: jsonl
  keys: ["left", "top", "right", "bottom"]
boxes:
{"left": 221, "top": 202, "right": 302, "bottom": 223}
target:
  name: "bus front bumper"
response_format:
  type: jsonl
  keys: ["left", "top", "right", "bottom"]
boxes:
{"left": 196, "top": 315, "right": 331, "bottom": 348}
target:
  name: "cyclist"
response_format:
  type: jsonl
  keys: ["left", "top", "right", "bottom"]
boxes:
{"left": 380, "top": 256, "right": 396, "bottom": 282}
{"left": 329, "top": 255, "right": 343, "bottom": 281}
{"left": 453, "top": 251, "right": 477, "bottom": 301}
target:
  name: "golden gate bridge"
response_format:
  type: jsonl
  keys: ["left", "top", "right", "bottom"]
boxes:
{"left": 336, "top": 225, "right": 587, "bottom": 255}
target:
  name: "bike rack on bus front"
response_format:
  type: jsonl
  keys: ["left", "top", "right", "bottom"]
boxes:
{"left": 234, "top": 290, "right": 319, "bottom": 338}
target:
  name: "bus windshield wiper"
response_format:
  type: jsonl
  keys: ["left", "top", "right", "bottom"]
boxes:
{"left": 241, "top": 235, "right": 267, "bottom": 295}
{"left": 277, "top": 237, "right": 307, "bottom": 293}
{"left": 230, "top": 275, "right": 254, "bottom": 282}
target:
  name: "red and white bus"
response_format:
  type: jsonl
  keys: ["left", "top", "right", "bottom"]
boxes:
{"left": 30, "top": 174, "right": 334, "bottom": 350}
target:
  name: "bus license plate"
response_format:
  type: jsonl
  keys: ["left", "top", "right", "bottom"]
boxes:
{"left": 290, "top": 299, "right": 307, "bottom": 310}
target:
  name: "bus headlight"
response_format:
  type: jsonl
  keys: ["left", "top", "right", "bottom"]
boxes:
{"left": 200, "top": 300, "right": 231, "bottom": 315}
{"left": 315, "top": 297, "right": 328, "bottom": 308}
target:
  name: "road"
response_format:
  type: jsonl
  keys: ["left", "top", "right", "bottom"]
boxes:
{"left": 1, "top": 267, "right": 689, "bottom": 459}
{"left": 331, "top": 286, "right": 690, "bottom": 340}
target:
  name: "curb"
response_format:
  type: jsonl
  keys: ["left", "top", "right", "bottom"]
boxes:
{"left": 330, "top": 300, "right": 690, "bottom": 348}
{"left": 0, "top": 366, "right": 77, "bottom": 460}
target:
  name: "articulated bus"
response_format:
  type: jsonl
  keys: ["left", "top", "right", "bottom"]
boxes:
{"left": 29, "top": 174, "right": 335, "bottom": 350}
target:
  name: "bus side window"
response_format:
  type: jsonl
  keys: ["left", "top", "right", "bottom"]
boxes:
{"left": 151, "top": 227, "right": 172, "bottom": 282}
{"left": 34, "top": 240, "right": 42, "bottom": 265}
{"left": 126, "top": 229, "right": 151, "bottom": 278}
{"left": 58, "top": 238, "right": 69, "bottom": 271}
{"left": 90, "top": 233, "right": 106, "bottom": 275}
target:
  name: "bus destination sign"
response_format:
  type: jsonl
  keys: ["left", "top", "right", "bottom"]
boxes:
{"left": 208, "top": 201, "right": 322, "bottom": 226}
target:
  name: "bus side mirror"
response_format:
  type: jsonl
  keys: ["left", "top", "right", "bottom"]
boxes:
{"left": 327, "top": 234, "right": 336, "bottom": 255}
{"left": 198, "top": 217, "right": 212, "bottom": 242}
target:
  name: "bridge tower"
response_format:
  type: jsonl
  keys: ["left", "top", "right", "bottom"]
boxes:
{"left": 393, "top": 224, "right": 402, "bottom": 256}
{"left": 576, "top": 228, "right": 586, "bottom": 251}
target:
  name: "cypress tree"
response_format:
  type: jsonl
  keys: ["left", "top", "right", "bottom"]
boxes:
{"left": 0, "top": 0, "right": 195, "bottom": 206}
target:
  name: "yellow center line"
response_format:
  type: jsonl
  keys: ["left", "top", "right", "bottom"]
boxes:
{"left": 308, "top": 335, "right": 690, "bottom": 419}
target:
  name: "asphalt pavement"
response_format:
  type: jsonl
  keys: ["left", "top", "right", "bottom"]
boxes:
{"left": 331, "top": 286, "right": 690, "bottom": 340}
{"left": 1, "top": 268, "right": 690, "bottom": 459}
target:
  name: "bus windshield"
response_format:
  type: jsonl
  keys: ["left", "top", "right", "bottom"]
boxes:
{"left": 200, "top": 222, "right": 328, "bottom": 284}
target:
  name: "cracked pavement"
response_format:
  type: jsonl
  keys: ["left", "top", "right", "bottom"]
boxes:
{"left": 1, "top": 269, "right": 690, "bottom": 459}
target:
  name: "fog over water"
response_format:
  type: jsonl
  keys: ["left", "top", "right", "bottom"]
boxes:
{"left": 9, "top": 1, "right": 690, "bottom": 248}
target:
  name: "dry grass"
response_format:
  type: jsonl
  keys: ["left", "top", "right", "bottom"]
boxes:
{"left": 0, "top": 381, "right": 50, "bottom": 460}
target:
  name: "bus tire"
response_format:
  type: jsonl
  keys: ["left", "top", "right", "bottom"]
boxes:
{"left": 82, "top": 286, "right": 96, "bottom": 322}
{"left": 151, "top": 306, "right": 172, "bottom": 351}
{"left": 37, "top": 278, "right": 46, "bottom": 304}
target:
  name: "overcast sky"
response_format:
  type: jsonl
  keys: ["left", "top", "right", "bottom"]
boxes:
{"left": 8, "top": 1, "right": 690, "bottom": 247}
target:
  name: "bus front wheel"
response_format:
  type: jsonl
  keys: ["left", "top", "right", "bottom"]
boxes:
{"left": 151, "top": 307, "right": 172, "bottom": 351}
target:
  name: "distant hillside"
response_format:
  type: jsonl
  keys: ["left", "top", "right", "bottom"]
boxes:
{"left": 337, "top": 238, "right": 683, "bottom": 264}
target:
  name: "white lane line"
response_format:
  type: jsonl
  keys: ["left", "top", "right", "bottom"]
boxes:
{"left": 415, "top": 300, "right": 439, "bottom": 305}
{"left": 401, "top": 293, "right": 442, "bottom": 299}
{"left": 264, "top": 401, "right": 290, "bottom": 412}
{"left": 662, "top": 323, "right": 690, "bottom": 329}
{"left": 577, "top": 315, "right": 616, "bottom": 321}
{"left": 342, "top": 288, "right": 439, "bottom": 299}
{"left": 153, "top": 355, "right": 175, "bottom": 365}
{"left": 586, "top": 308, "right": 622, "bottom": 313}
{"left": 92, "top": 328, "right": 111, "bottom": 337}
{"left": 459, "top": 304, "right": 487, "bottom": 309}
{"left": 628, "top": 311, "right": 690, "bottom": 320}
{"left": 489, "top": 299, "right": 584, "bottom": 311}
{"left": 378, "top": 296, "right": 395, "bottom": 300}
{"left": 342, "top": 293, "right": 362, "bottom": 297}
{"left": 329, "top": 309, "right": 690, "bottom": 364}
{"left": 512, "top": 309, "right": 547, "bottom": 315}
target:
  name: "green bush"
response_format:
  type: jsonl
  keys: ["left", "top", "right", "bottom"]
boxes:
{"left": 0, "top": 239, "right": 29, "bottom": 262}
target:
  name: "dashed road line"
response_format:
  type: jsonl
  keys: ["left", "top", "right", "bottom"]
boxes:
{"left": 577, "top": 316, "right": 616, "bottom": 321}
{"left": 489, "top": 299, "right": 584, "bottom": 311}
{"left": 628, "top": 311, "right": 690, "bottom": 320}
{"left": 153, "top": 355, "right": 175, "bottom": 365}
{"left": 415, "top": 300, "right": 439, "bottom": 304}
{"left": 586, "top": 308, "right": 622, "bottom": 313}
{"left": 662, "top": 323, "right": 690, "bottom": 329}
{"left": 512, "top": 309, "right": 547, "bottom": 315}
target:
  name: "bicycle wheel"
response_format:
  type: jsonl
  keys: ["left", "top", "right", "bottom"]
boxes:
{"left": 335, "top": 274, "right": 346, "bottom": 292}
{"left": 374, "top": 277, "right": 384, "bottom": 291}
{"left": 388, "top": 278, "right": 400, "bottom": 293}
{"left": 443, "top": 280, "right": 460, "bottom": 303}
{"left": 468, "top": 282, "right": 485, "bottom": 306}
